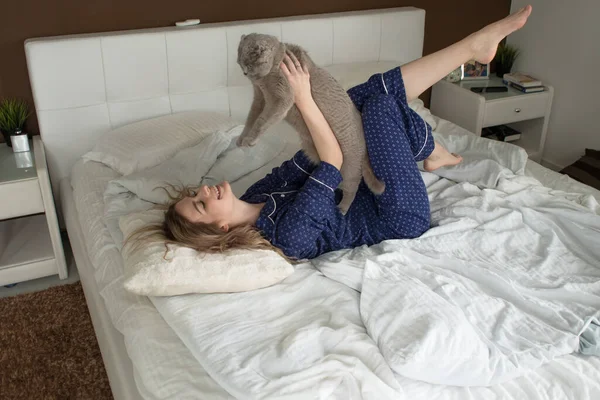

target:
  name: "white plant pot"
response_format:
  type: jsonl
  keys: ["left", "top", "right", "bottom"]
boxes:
{"left": 10, "top": 134, "right": 30, "bottom": 152}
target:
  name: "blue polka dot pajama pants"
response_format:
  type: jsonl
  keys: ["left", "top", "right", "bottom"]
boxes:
{"left": 361, "top": 93, "right": 435, "bottom": 236}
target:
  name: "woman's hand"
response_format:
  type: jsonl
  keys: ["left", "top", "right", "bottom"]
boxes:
{"left": 280, "top": 52, "right": 312, "bottom": 108}
{"left": 281, "top": 52, "right": 342, "bottom": 170}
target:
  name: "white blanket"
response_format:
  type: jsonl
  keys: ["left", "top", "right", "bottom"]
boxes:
{"left": 104, "top": 126, "right": 600, "bottom": 396}
{"left": 320, "top": 170, "right": 600, "bottom": 386}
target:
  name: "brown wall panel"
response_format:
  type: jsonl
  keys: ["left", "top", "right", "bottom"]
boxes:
{"left": 0, "top": 0, "right": 511, "bottom": 136}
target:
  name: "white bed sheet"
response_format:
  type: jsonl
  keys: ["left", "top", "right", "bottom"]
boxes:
{"left": 434, "top": 116, "right": 600, "bottom": 203}
{"left": 71, "top": 119, "right": 600, "bottom": 400}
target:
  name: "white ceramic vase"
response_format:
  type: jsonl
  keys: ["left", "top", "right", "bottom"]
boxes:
{"left": 10, "top": 128, "right": 30, "bottom": 153}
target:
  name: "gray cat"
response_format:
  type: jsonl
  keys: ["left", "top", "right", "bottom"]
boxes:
{"left": 236, "top": 33, "right": 385, "bottom": 214}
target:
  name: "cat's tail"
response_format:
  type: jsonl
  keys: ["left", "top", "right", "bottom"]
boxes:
{"left": 362, "top": 156, "right": 385, "bottom": 195}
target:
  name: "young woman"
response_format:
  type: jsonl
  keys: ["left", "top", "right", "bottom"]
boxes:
{"left": 158, "top": 6, "right": 532, "bottom": 260}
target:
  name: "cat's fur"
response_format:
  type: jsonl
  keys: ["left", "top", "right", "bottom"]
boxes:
{"left": 236, "top": 33, "right": 385, "bottom": 214}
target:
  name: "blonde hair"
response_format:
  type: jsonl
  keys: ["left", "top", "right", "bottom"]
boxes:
{"left": 127, "top": 184, "right": 290, "bottom": 260}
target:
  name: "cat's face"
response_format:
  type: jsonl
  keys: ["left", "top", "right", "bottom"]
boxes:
{"left": 237, "top": 34, "right": 279, "bottom": 80}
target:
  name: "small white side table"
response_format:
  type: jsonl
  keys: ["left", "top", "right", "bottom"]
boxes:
{"left": 0, "top": 136, "right": 67, "bottom": 286}
{"left": 430, "top": 76, "right": 554, "bottom": 163}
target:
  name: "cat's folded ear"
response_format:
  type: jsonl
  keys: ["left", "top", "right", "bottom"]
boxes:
{"left": 240, "top": 34, "right": 246, "bottom": 40}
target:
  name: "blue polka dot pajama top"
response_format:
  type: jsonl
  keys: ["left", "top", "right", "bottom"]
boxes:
{"left": 240, "top": 67, "right": 435, "bottom": 259}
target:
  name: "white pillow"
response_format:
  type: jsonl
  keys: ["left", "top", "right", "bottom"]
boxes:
{"left": 83, "top": 110, "right": 238, "bottom": 175}
{"left": 119, "top": 209, "right": 294, "bottom": 296}
{"left": 325, "top": 61, "right": 438, "bottom": 129}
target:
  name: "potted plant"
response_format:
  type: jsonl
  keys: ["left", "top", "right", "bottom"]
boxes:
{"left": 494, "top": 43, "right": 520, "bottom": 77}
{"left": 0, "top": 98, "right": 30, "bottom": 149}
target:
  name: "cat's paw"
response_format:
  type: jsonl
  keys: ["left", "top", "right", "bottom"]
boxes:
{"left": 337, "top": 202, "right": 350, "bottom": 215}
{"left": 236, "top": 135, "right": 258, "bottom": 147}
{"left": 337, "top": 192, "right": 355, "bottom": 215}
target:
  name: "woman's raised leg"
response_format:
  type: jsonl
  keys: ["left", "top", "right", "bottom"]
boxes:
{"left": 347, "top": 7, "right": 533, "bottom": 172}
{"left": 401, "top": 5, "right": 532, "bottom": 101}
{"left": 406, "top": 5, "right": 532, "bottom": 170}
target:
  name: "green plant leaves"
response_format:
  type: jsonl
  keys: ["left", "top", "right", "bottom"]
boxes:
{"left": 0, "top": 98, "right": 30, "bottom": 133}
{"left": 495, "top": 44, "right": 520, "bottom": 68}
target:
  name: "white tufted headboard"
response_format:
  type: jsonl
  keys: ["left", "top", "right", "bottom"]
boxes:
{"left": 25, "top": 7, "right": 425, "bottom": 197}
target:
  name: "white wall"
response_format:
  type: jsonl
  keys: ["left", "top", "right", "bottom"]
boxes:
{"left": 509, "top": 0, "right": 600, "bottom": 170}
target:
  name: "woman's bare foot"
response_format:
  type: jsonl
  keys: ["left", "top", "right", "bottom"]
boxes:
{"left": 424, "top": 141, "right": 463, "bottom": 171}
{"left": 468, "top": 5, "right": 532, "bottom": 64}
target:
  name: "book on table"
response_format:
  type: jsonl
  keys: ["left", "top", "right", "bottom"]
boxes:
{"left": 482, "top": 125, "right": 521, "bottom": 142}
{"left": 503, "top": 81, "right": 545, "bottom": 93}
{"left": 503, "top": 72, "right": 543, "bottom": 87}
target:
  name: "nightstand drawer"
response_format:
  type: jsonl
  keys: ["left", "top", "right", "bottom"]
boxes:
{"left": 0, "top": 178, "right": 44, "bottom": 219}
{"left": 483, "top": 94, "right": 548, "bottom": 127}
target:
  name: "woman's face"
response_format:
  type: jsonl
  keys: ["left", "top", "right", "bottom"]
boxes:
{"left": 175, "top": 181, "right": 237, "bottom": 230}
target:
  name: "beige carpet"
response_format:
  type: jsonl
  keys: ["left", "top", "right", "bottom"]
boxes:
{"left": 0, "top": 282, "right": 113, "bottom": 399}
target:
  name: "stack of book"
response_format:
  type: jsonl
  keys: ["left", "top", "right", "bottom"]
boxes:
{"left": 482, "top": 125, "right": 521, "bottom": 142}
{"left": 502, "top": 72, "right": 545, "bottom": 93}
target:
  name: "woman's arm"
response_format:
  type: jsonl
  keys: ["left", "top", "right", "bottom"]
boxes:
{"left": 280, "top": 53, "right": 343, "bottom": 170}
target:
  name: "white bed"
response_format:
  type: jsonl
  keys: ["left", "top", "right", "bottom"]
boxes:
{"left": 62, "top": 122, "right": 600, "bottom": 400}
{"left": 26, "top": 7, "right": 600, "bottom": 400}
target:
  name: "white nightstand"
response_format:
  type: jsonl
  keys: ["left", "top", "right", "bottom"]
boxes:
{"left": 430, "top": 76, "right": 554, "bottom": 163}
{"left": 0, "top": 137, "right": 67, "bottom": 286}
